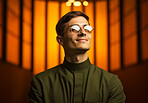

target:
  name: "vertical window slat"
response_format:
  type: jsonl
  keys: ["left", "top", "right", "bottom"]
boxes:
{"left": 6, "top": 0, "right": 20, "bottom": 65}
{"left": 96, "top": 1, "right": 108, "bottom": 71}
{"left": 34, "top": 1, "right": 46, "bottom": 74}
{"left": 47, "top": 1, "right": 59, "bottom": 69}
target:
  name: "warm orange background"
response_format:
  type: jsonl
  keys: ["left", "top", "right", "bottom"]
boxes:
{"left": 0, "top": 0, "right": 148, "bottom": 74}
{"left": 0, "top": 0, "right": 148, "bottom": 103}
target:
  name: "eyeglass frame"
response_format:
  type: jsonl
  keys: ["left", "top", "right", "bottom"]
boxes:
{"left": 61, "top": 24, "right": 94, "bottom": 36}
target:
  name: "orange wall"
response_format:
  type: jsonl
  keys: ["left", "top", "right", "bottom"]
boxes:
{"left": 73, "top": 4, "right": 83, "bottom": 11}
{"left": 141, "top": 0, "right": 148, "bottom": 60}
{"left": 0, "top": 0, "right": 148, "bottom": 73}
{"left": 34, "top": 1, "right": 46, "bottom": 74}
{"left": 47, "top": 1, "right": 59, "bottom": 69}
{"left": 96, "top": 1, "right": 108, "bottom": 71}
{"left": 0, "top": 0, "right": 148, "bottom": 102}
{"left": 123, "top": 0, "right": 138, "bottom": 67}
{"left": 1, "top": 0, "right": 148, "bottom": 73}
{"left": 6, "top": 0, "right": 20, "bottom": 65}
{"left": 109, "top": 0, "right": 121, "bottom": 71}
{"left": 22, "top": 0, "right": 32, "bottom": 70}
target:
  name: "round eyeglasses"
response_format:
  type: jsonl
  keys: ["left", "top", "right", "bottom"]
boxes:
{"left": 62, "top": 24, "right": 94, "bottom": 35}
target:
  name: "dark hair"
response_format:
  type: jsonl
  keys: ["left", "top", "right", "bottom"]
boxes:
{"left": 56, "top": 11, "right": 89, "bottom": 36}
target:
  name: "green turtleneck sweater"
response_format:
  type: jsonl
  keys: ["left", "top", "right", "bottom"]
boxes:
{"left": 28, "top": 58, "right": 126, "bottom": 103}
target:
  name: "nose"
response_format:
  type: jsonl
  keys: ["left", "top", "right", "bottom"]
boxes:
{"left": 78, "top": 29, "right": 86, "bottom": 36}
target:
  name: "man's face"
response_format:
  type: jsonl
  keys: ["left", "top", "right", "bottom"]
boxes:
{"left": 62, "top": 16, "right": 92, "bottom": 52}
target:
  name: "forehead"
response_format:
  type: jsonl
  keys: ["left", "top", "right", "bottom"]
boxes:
{"left": 67, "top": 16, "right": 89, "bottom": 26}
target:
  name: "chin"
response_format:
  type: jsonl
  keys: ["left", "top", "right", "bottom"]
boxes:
{"left": 77, "top": 48, "right": 90, "bottom": 52}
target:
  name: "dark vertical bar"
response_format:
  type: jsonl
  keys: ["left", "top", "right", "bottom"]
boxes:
{"left": 2, "top": 0, "right": 7, "bottom": 62}
{"left": 93, "top": 0, "right": 96, "bottom": 65}
{"left": 119, "top": 0, "right": 124, "bottom": 70}
{"left": 107, "top": 0, "right": 111, "bottom": 72}
{"left": 71, "top": 3, "right": 73, "bottom": 11}
{"left": 31, "top": 0, "right": 34, "bottom": 72}
{"left": 58, "top": 2, "right": 61, "bottom": 64}
{"left": 19, "top": 0, "right": 23, "bottom": 67}
{"left": 136, "top": 0, "right": 141, "bottom": 63}
{"left": 45, "top": 0, "right": 48, "bottom": 70}
{"left": 82, "top": 4, "right": 85, "bottom": 13}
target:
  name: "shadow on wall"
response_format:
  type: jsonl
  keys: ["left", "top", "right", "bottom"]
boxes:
{"left": 113, "top": 60, "right": 148, "bottom": 103}
{"left": 0, "top": 60, "right": 33, "bottom": 103}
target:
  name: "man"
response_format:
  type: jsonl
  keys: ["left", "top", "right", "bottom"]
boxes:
{"left": 28, "top": 11, "right": 126, "bottom": 103}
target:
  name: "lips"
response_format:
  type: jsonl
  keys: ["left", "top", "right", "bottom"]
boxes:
{"left": 76, "top": 38, "right": 88, "bottom": 41}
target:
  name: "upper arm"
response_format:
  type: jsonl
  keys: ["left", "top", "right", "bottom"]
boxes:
{"left": 28, "top": 76, "right": 43, "bottom": 103}
{"left": 107, "top": 75, "right": 126, "bottom": 103}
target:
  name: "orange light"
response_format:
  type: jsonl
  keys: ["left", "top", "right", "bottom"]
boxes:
{"left": 69, "top": 0, "right": 75, "bottom": 3}
{"left": 83, "top": 1, "right": 88, "bottom": 6}
{"left": 74, "top": 1, "right": 81, "bottom": 6}
{"left": 66, "top": 1, "right": 71, "bottom": 6}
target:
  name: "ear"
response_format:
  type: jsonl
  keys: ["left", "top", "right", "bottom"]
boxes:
{"left": 56, "top": 35, "right": 64, "bottom": 45}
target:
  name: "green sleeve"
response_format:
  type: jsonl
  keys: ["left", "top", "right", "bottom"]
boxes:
{"left": 28, "top": 76, "right": 43, "bottom": 103}
{"left": 107, "top": 75, "right": 126, "bottom": 103}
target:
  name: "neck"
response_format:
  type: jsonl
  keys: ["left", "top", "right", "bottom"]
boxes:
{"left": 65, "top": 51, "right": 88, "bottom": 63}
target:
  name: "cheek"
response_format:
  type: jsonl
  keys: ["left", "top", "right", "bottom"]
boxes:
{"left": 64, "top": 34, "right": 75, "bottom": 41}
{"left": 63, "top": 35, "right": 75, "bottom": 44}
{"left": 88, "top": 35, "right": 92, "bottom": 40}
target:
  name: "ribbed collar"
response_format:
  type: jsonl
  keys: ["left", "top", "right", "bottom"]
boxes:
{"left": 62, "top": 58, "right": 91, "bottom": 72}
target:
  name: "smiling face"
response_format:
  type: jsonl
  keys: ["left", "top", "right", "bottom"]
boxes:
{"left": 60, "top": 16, "right": 92, "bottom": 53}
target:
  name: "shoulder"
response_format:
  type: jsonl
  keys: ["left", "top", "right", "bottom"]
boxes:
{"left": 90, "top": 64, "right": 126, "bottom": 101}
{"left": 33, "top": 64, "right": 62, "bottom": 81}
{"left": 89, "top": 64, "right": 123, "bottom": 89}
{"left": 90, "top": 64, "right": 117, "bottom": 80}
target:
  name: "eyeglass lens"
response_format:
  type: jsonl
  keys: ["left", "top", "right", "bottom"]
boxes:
{"left": 70, "top": 25, "right": 93, "bottom": 34}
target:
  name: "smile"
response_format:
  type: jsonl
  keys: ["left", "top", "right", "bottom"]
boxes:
{"left": 76, "top": 39, "right": 88, "bottom": 42}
